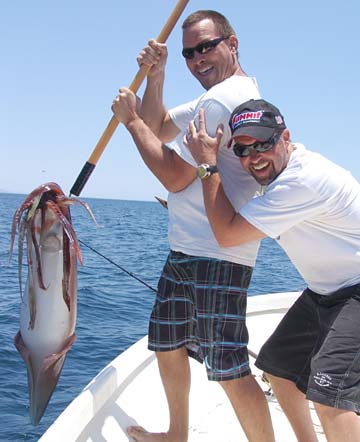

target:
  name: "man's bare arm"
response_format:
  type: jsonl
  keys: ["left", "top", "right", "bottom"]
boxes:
{"left": 112, "top": 87, "right": 196, "bottom": 192}
{"left": 126, "top": 116, "right": 196, "bottom": 192}
{"left": 199, "top": 173, "right": 266, "bottom": 246}
{"left": 137, "top": 39, "right": 179, "bottom": 142}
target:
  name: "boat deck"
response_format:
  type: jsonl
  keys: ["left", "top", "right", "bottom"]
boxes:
{"left": 39, "top": 292, "right": 326, "bottom": 441}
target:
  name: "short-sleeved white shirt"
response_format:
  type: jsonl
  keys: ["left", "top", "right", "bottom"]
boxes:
{"left": 240, "top": 144, "right": 360, "bottom": 293}
{"left": 167, "top": 75, "right": 261, "bottom": 266}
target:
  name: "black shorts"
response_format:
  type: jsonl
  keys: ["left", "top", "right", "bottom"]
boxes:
{"left": 148, "top": 251, "right": 253, "bottom": 381}
{"left": 255, "top": 284, "right": 360, "bottom": 413}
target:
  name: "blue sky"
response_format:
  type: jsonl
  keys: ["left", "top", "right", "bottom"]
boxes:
{"left": 1, "top": 1, "right": 359, "bottom": 201}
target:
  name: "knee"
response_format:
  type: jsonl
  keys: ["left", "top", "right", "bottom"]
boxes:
{"left": 218, "top": 378, "right": 232, "bottom": 393}
{"left": 262, "top": 372, "right": 292, "bottom": 388}
{"left": 261, "top": 372, "right": 278, "bottom": 389}
{"left": 155, "top": 347, "right": 188, "bottom": 363}
{"left": 313, "top": 401, "right": 344, "bottom": 422}
{"left": 218, "top": 374, "right": 255, "bottom": 394}
{"left": 313, "top": 401, "right": 328, "bottom": 419}
{"left": 262, "top": 372, "right": 278, "bottom": 383}
{"left": 261, "top": 372, "right": 300, "bottom": 397}
{"left": 218, "top": 377, "right": 240, "bottom": 393}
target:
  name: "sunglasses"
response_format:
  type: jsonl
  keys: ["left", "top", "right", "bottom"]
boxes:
{"left": 233, "top": 131, "right": 283, "bottom": 158}
{"left": 182, "top": 36, "right": 227, "bottom": 60}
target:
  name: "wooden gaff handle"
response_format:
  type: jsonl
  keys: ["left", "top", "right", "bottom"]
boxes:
{"left": 70, "top": 0, "right": 190, "bottom": 196}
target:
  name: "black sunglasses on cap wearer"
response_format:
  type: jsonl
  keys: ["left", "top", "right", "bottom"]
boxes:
{"left": 182, "top": 36, "right": 227, "bottom": 60}
{"left": 233, "top": 130, "right": 284, "bottom": 158}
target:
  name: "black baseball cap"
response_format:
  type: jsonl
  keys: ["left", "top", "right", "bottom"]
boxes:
{"left": 228, "top": 99, "right": 286, "bottom": 147}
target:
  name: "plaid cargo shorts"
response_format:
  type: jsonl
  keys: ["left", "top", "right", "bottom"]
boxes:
{"left": 148, "top": 251, "right": 253, "bottom": 381}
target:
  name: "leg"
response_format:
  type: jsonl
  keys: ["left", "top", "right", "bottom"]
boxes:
{"left": 195, "top": 259, "right": 272, "bottom": 439}
{"left": 220, "top": 374, "right": 275, "bottom": 442}
{"left": 314, "top": 402, "right": 360, "bottom": 442}
{"left": 266, "top": 373, "right": 318, "bottom": 442}
{"left": 306, "top": 293, "right": 360, "bottom": 442}
{"left": 129, "top": 252, "right": 195, "bottom": 441}
{"left": 128, "top": 347, "right": 190, "bottom": 442}
{"left": 255, "top": 292, "right": 322, "bottom": 440}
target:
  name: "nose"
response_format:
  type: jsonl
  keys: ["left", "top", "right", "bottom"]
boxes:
{"left": 248, "top": 148, "right": 261, "bottom": 160}
{"left": 188, "top": 51, "right": 205, "bottom": 64}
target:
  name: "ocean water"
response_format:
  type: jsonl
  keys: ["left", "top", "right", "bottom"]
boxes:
{"left": 0, "top": 192, "right": 305, "bottom": 441}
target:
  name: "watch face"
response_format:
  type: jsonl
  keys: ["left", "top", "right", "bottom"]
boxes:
{"left": 197, "top": 164, "right": 218, "bottom": 180}
{"left": 197, "top": 165, "right": 210, "bottom": 179}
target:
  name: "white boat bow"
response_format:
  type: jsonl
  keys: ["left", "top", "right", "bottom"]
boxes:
{"left": 39, "top": 292, "right": 326, "bottom": 441}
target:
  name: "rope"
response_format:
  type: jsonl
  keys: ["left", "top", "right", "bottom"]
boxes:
{"left": 78, "top": 239, "right": 157, "bottom": 293}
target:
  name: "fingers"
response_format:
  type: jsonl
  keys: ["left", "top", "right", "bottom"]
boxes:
{"left": 137, "top": 49, "right": 159, "bottom": 67}
{"left": 137, "top": 39, "right": 167, "bottom": 67}
{"left": 148, "top": 39, "right": 167, "bottom": 53}
{"left": 114, "top": 87, "right": 135, "bottom": 102}
{"left": 183, "top": 118, "right": 196, "bottom": 146}
{"left": 216, "top": 124, "right": 224, "bottom": 144}
{"left": 188, "top": 119, "right": 196, "bottom": 136}
{"left": 184, "top": 109, "right": 222, "bottom": 162}
{"left": 118, "top": 86, "right": 130, "bottom": 95}
{"left": 111, "top": 94, "right": 120, "bottom": 112}
{"left": 148, "top": 39, "right": 167, "bottom": 58}
{"left": 198, "top": 108, "right": 206, "bottom": 131}
{"left": 185, "top": 109, "right": 206, "bottom": 142}
{"left": 111, "top": 87, "right": 139, "bottom": 124}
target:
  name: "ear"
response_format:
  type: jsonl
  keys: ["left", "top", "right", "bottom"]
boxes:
{"left": 228, "top": 35, "right": 238, "bottom": 53}
{"left": 282, "top": 129, "right": 291, "bottom": 143}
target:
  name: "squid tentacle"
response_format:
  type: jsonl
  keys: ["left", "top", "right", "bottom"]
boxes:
{"left": 30, "top": 212, "right": 47, "bottom": 291}
{"left": 17, "top": 220, "right": 27, "bottom": 300}
{"left": 46, "top": 200, "right": 83, "bottom": 265}
{"left": 57, "top": 196, "right": 98, "bottom": 226}
{"left": 26, "top": 223, "right": 37, "bottom": 330}
{"left": 10, "top": 184, "right": 60, "bottom": 258}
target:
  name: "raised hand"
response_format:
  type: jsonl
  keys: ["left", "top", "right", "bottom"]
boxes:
{"left": 112, "top": 87, "right": 141, "bottom": 126}
{"left": 137, "top": 39, "right": 168, "bottom": 78}
{"left": 184, "top": 108, "right": 224, "bottom": 164}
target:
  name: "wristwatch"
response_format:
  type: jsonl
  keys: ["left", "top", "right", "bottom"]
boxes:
{"left": 196, "top": 163, "right": 218, "bottom": 180}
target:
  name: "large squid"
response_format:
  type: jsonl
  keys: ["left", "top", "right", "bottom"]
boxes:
{"left": 10, "top": 182, "right": 95, "bottom": 425}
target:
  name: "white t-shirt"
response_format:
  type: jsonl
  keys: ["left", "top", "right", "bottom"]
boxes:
{"left": 240, "top": 144, "right": 360, "bottom": 293}
{"left": 167, "top": 75, "right": 261, "bottom": 266}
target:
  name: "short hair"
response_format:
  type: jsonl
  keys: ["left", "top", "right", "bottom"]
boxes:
{"left": 182, "top": 10, "right": 236, "bottom": 38}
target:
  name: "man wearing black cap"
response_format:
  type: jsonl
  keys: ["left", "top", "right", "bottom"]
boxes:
{"left": 184, "top": 99, "right": 360, "bottom": 442}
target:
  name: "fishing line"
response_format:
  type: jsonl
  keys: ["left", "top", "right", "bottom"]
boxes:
{"left": 78, "top": 239, "right": 157, "bottom": 293}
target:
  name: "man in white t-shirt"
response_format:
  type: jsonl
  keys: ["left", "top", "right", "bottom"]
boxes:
{"left": 185, "top": 98, "right": 360, "bottom": 442}
{"left": 112, "top": 10, "right": 276, "bottom": 442}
